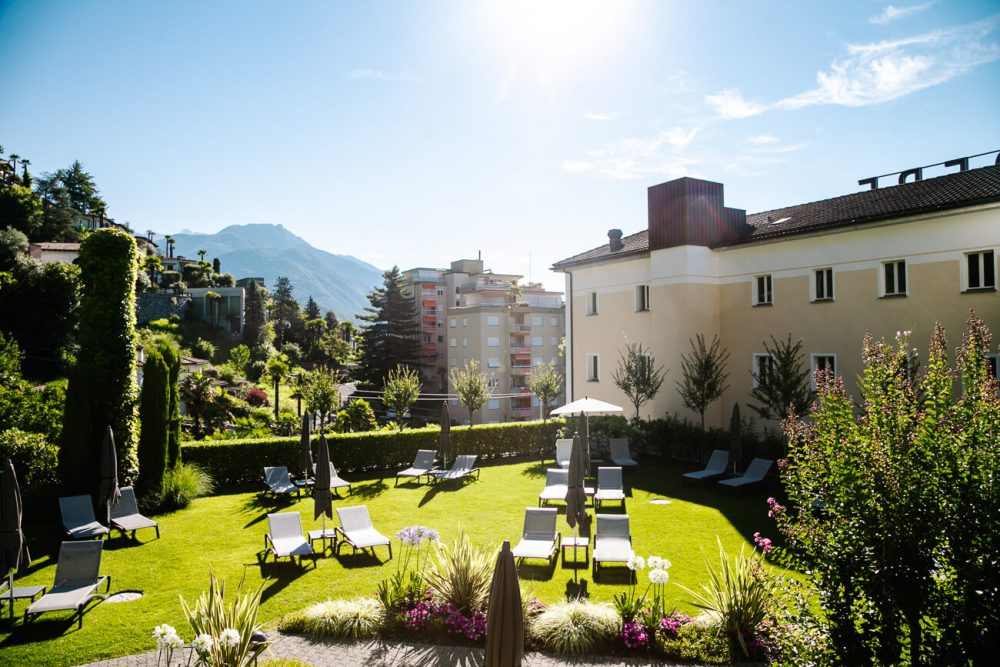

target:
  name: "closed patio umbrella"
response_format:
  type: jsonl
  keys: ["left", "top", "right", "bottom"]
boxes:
{"left": 565, "top": 432, "right": 590, "bottom": 581}
{"left": 576, "top": 412, "right": 591, "bottom": 475}
{"left": 484, "top": 540, "right": 523, "bottom": 667}
{"left": 0, "top": 459, "right": 30, "bottom": 598}
{"left": 313, "top": 434, "right": 333, "bottom": 541}
{"left": 729, "top": 404, "right": 743, "bottom": 474}
{"left": 299, "top": 412, "right": 313, "bottom": 480}
{"left": 439, "top": 402, "right": 452, "bottom": 471}
{"left": 97, "top": 426, "right": 121, "bottom": 525}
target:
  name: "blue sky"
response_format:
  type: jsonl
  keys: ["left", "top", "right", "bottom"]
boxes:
{"left": 2, "top": 1, "right": 998, "bottom": 293}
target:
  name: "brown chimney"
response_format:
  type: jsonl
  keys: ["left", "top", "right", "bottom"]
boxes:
{"left": 647, "top": 177, "right": 750, "bottom": 249}
{"left": 608, "top": 229, "right": 624, "bottom": 252}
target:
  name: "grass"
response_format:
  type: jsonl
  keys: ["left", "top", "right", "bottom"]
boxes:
{"left": 0, "top": 458, "right": 784, "bottom": 666}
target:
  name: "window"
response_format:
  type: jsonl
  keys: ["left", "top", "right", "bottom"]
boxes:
{"left": 449, "top": 337, "right": 456, "bottom": 347}
{"left": 533, "top": 357, "right": 544, "bottom": 366}
{"left": 811, "top": 354, "right": 836, "bottom": 388}
{"left": 965, "top": 250, "right": 996, "bottom": 290}
{"left": 813, "top": 268, "right": 834, "bottom": 301}
{"left": 550, "top": 317, "right": 558, "bottom": 327}
{"left": 532, "top": 336, "right": 543, "bottom": 347}
{"left": 487, "top": 377, "right": 500, "bottom": 389}
{"left": 487, "top": 357, "right": 501, "bottom": 368}
{"left": 586, "top": 353, "right": 600, "bottom": 381}
{"left": 532, "top": 315, "right": 543, "bottom": 326}
{"left": 462, "top": 338, "right": 468, "bottom": 347}
{"left": 754, "top": 274, "right": 773, "bottom": 305}
{"left": 635, "top": 284, "right": 650, "bottom": 312}
{"left": 487, "top": 399, "right": 500, "bottom": 410}
{"left": 449, "top": 358, "right": 457, "bottom": 367}
{"left": 437, "top": 335, "right": 443, "bottom": 343}
{"left": 437, "top": 289, "right": 443, "bottom": 296}
{"left": 462, "top": 318, "right": 468, "bottom": 327}
{"left": 487, "top": 315, "right": 499, "bottom": 326}
{"left": 455, "top": 286, "right": 460, "bottom": 294}
{"left": 487, "top": 336, "right": 500, "bottom": 347}
{"left": 455, "top": 300, "right": 460, "bottom": 306}
{"left": 752, "top": 353, "right": 774, "bottom": 388}
{"left": 550, "top": 337, "right": 558, "bottom": 346}
{"left": 423, "top": 334, "right": 432, "bottom": 343}
{"left": 882, "top": 260, "right": 907, "bottom": 296}
{"left": 449, "top": 318, "right": 456, "bottom": 328}
{"left": 586, "top": 291, "right": 598, "bottom": 315}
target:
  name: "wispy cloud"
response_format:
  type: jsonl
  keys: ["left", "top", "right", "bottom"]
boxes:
{"left": 583, "top": 111, "right": 620, "bottom": 121}
{"left": 870, "top": 3, "right": 933, "bottom": 26}
{"left": 349, "top": 68, "right": 421, "bottom": 82}
{"left": 745, "top": 135, "right": 779, "bottom": 145}
{"left": 705, "top": 89, "right": 767, "bottom": 119}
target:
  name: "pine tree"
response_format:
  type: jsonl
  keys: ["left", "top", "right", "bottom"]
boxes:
{"left": 270, "top": 276, "right": 303, "bottom": 346}
{"left": 305, "top": 295, "right": 321, "bottom": 320}
{"left": 356, "top": 266, "right": 420, "bottom": 387}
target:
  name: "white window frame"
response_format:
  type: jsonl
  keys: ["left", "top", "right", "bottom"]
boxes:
{"left": 810, "top": 354, "right": 837, "bottom": 389}
{"left": 487, "top": 398, "right": 500, "bottom": 410}
{"left": 753, "top": 274, "right": 773, "bottom": 306}
{"left": 964, "top": 249, "right": 996, "bottom": 291}
{"left": 531, "top": 315, "right": 543, "bottom": 326}
{"left": 550, "top": 317, "right": 558, "bottom": 327}
{"left": 487, "top": 336, "right": 500, "bottom": 347}
{"left": 487, "top": 377, "right": 500, "bottom": 389}
{"left": 752, "top": 353, "right": 773, "bottom": 389}
{"left": 881, "top": 260, "right": 907, "bottom": 297}
{"left": 449, "top": 318, "right": 456, "bottom": 328}
{"left": 533, "top": 357, "right": 544, "bottom": 367}
{"left": 449, "top": 337, "right": 457, "bottom": 348}
{"left": 586, "top": 291, "right": 599, "bottom": 315}
{"left": 635, "top": 284, "right": 650, "bottom": 312}
{"left": 532, "top": 336, "right": 543, "bottom": 347}
{"left": 812, "top": 268, "right": 834, "bottom": 302}
{"left": 487, "top": 357, "right": 501, "bottom": 368}
{"left": 487, "top": 315, "right": 499, "bottom": 326}
{"left": 586, "top": 353, "right": 600, "bottom": 381}
{"left": 550, "top": 337, "right": 558, "bottom": 346}
{"left": 462, "top": 338, "right": 468, "bottom": 347}
{"left": 462, "top": 318, "right": 468, "bottom": 327}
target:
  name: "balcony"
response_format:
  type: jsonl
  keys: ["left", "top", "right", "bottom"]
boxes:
{"left": 511, "top": 407, "right": 534, "bottom": 419}
{"left": 510, "top": 324, "right": 531, "bottom": 333}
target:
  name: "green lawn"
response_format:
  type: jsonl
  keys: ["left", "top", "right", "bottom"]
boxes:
{"left": 0, "top": 459, "right": 781, "bottom": 666}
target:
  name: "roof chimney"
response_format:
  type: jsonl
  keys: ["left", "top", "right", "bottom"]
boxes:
{"left": 608, "top": 229, "right": 624, "bottom": 252}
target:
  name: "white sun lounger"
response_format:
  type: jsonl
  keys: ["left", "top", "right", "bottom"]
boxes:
{"left": 262, "top": 466, "right": 299, "bottom": 498}
{"left": 593, "top": 514, "right": 635, "bottom": 579}
{"left": 538, "top": 468, "right": 569, "bottom": 507}
{"left": 110, "top": 487, "right": 159, "bottom": 539}
{"left": 594, "top": 467, "right": 625, "bottom": 510}
{"left": 335, "top": 506, "right": 392, "bottom": 560}
{"left": 511, "top": 508, "right": 560, "bottom": 564}
{"left": 395, "top": 449, "right": 438, "bottom": 485}
{"left": 433, "top": 454, "right": 480, "bottom": 482}
{"left": 25, "top": 541, "right": 111, "bottom": 628}
{"left": 719, "top": 458, "right": 773, "bottom": 488}
{"left": 683, "top": 450, "right": 730, "bottom": 481}
{"left": 314, "top": 462, "right": 352, "bottom": 495}
{"left": 264, "top": 512, "right": 316, "bottom": 566}
{"left": 59, "top": 495, "right": 109, "bottom": 540}
{"left": 609, "top": 439, "right": 638, "bottom": 468}
{"left": 554, "top": 439, "right": 573, "bottom": 468}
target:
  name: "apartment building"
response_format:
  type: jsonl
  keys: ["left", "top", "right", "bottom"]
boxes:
{"left": 553, "top": 153, "right": 1000, "bottom": 428}
{"left": 402, "top": 258, "right": 565, "bottom": 423}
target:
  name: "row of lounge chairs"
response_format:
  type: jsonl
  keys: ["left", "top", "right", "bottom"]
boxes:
{"left": 263, "top": 505, "right": 392, "bottom": 565}
{"left": 59, "top": 488, "right": 159, "bottom": 541}
{"left": 554, "top": 439, "right": 637, "bottom": 469}
{"left": 538, "top": 467, "right": 625, "bottom": 510}
{"left": 509, "top": 507, "right": 635, "bottom": 579}
{"left": 683, "top": 450, "right": 774, "bottom": 488}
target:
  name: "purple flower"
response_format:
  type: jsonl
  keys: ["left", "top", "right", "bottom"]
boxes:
{"left": 658, "top": 611, "right": 692, "bottom": 639}
{"left": 621, "top": 620, "right": 650, "bottom": 649}
{"left": 753, "top": 532, "right": 774, "bottom": 554}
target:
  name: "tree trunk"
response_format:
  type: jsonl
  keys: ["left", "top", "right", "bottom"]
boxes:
{"left": 906, "top": 610, "right": 922, "bottom": 665}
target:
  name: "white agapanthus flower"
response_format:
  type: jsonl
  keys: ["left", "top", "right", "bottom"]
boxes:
{"left": 648, "top": 567, "right": 670, "bottom": 585}
{"left": 647, "top": 555, "right": 664, "bottom": 570}
{"left": 192, "top": 633, "right": 214, "bottom": 653}
{"left": 626, "top": 554, "right": 645, "bottom": 571}
{"left": 152, "top": 623, "right": 176, "bottom": 640}
{"left": 164, "top": 633, "right": 184, "bottom": 650}
{"left": 220, "top": 627, "right": 241, "bottom": 648}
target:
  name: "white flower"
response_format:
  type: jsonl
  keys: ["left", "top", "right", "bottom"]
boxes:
{"left": 648, "top": 568, "right": 670, "bottom": 585}
{"left": 220, "top": 627, "right": 241, "bottom": 648}
{"left": 626, "top": 554, "right": 645, "bottom": 571}
{"left": 192, "top": 633, "right": 213, "bottom": 653}
{"left": 647, "top": 555, "right": 664, "bottom": 570}
{"left": 661, "top": 558, "right": 672, "bottom": 569}
{"left": 152, "top": 623, "right": 176, "bottom": 640}
{"left": 165, "top": 633, "right": 184, "bottom": 650}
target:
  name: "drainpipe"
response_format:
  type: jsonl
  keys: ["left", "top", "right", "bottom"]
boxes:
{"left": 563, "top": 269, "right": 573, "bottom": 402}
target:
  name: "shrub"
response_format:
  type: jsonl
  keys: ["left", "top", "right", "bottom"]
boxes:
{"left": 530, "top": 600, "right": 619, "bottom": 655}
{"left": 667, "top": 618, "right": 733, "bottom": 665}
{"left": 0, "top": 428, "right": 59, "bottom": 500}
{"left": 192, "top": 338, "right": 216, "bottom": 361}
{"left": 334, "top": 399, "right": 377, "bottom": 432}
{"left": 137, "top": 347, "right": 170, "bottom": 496}
{"left": 244, "top": 388, "right": 270, "bottom": 407}
{"left": 179, "top": 572, "right": 268, "bottom": 667}
{"left": 422, "top": 533, "right": 493, "bottom": 614}
{"left": 273, "top": 411, "right": 299, "bottom": 437}
{"left": 280, "top": 598, "right": 384, "bottom": 640}
{"left": 159, "top": 463, "right": 213, "bottom": 510}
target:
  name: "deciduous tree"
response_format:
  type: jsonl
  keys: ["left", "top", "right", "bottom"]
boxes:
{"left": 528, "top": 361, "right": 563, "bottom": 421}
{"left": 450, "top": 360, "right": 492, "bottom": 427}
{"left": 611, "top": 341, "right": 666, "bottom": 419}
{"left": 748, "top": 334, "right": 812, "bottom": 421}
{"left": 676, "top": 334, "right": 730, "bottom": 428}
{"left": 383, "top": 365, "right": 421, "bottom": 431}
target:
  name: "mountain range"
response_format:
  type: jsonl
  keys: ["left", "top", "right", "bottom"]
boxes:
{"left": 166, "top": 224, "right": 382, "bottom": 321}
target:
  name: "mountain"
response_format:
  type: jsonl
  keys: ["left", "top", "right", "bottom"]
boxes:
{"left": 166, "top": 224, "right": 382, "bottom": 321}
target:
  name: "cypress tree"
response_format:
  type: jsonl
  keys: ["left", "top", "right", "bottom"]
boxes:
{"left": 161, "top": 339, "right": 182, "bottom": 467}
{"left": 137, "top": 348, "right": 169, "bottom": 496}
{"left": 59, "top": 227, "right": 140, "bottom": 494}
{"left": 243, "top": 280, "right": 265, "bottom": 347}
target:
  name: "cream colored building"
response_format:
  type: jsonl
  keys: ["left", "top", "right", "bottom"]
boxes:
{"left": 554, "top": 159, "right": 1000, "bottom": 428}
{"left": 403, "top": 259, "right": 565, "bottom": 423}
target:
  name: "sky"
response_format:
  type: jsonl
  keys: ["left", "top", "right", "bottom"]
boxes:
{"left": 2, "top": 1, "right": 999, "bottom": 291}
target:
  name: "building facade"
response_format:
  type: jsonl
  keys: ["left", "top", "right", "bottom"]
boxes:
{"left": 402, "top": 258, "right": 565, "bottom": 423}
{"left": 554, "top": 156, "right": 1000, "bottom": 428}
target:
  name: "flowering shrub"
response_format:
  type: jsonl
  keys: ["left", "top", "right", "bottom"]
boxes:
{"left": 658, "top": 611, "right": 693, "bottom": 639}
{"left": 620, "top": 620, "right": 650, "bottom": 649}
{"left": 612, "top": 553, "right": 674, "bottom": 651}
{"left": 244, "top": 388, "right": 270, "bottom": 407}
{"left": 752, "top": 532, "right": 773, "bottom": 554}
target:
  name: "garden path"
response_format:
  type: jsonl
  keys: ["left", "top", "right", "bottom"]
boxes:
{"left": 76, "top": 631, "right": 697, "bottom": 666}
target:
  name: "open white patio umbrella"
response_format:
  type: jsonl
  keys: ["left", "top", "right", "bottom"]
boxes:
{"left": 550, "top": 396, "right": 625, "bottom": 417}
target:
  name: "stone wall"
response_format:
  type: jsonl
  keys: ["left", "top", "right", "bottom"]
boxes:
{"left": 137, "top": 291, "right": 191, "bottom": 324}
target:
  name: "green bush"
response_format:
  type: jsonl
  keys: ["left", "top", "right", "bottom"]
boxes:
{"left": 280, "top": 598, "right": 384, "bottom": 640}
{"left": 0, "top": 428, "right": 59, "bottom": 495}
{"left": 137, "top": 347, "right": 170, "bottom": 497}
{"left": 668, "top": 618, "right": 733, "bottom": 665}
{"left": 423, "top": 533, "right": 494, "bottom": 613}
{"left": 529, "top": 600, "right": 619, "bottom": 655}
{"left": 159, "top": 462, "right": 214, "bottom": 510}
{"left": 181, "top": 421, "right": 560, "bottom": 486}
{"left": 192, "top": 338, "right": 216, "bottom": 361}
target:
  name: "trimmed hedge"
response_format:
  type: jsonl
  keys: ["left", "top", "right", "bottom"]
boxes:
{"left": 181, "top": 421, "right": 561, "bottom": 487}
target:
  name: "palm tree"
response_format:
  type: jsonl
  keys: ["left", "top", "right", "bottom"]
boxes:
{"left": 197, "top": 249, "right": 207, "bottom": 262}
{"left": 179, "top": 372, "right": 216, "bottom": 439}
{"left": 20, "top": 158, "right": 29, "bottom": 176}
{"left": 8, "top": 154, "right": 19, "bottom": 174}
{"left": 164, "top": 235, "right": 174, "bottom": 258}
{"left": 146, "top": 229, "right": 155, "bottom": 244}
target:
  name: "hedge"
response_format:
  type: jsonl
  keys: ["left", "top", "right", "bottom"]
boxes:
{"left": 181, "top": 420, "right": 562, "bottom": 487}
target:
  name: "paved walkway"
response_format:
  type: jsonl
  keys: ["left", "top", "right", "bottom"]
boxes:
{"left": 79, "top": 631, "right": 692, "bottom": 667}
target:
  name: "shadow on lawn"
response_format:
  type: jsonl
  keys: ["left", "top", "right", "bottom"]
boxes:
{"left": 350, "top": 478, "right": 389, "bottom": 501}
{"left": 256, "top": 557, "right": 315, "bottom": 604}
{"left": 515, "top": 559, "right": 557, "bottom": 582}
{"left": 0, "top": 609, "right": 90, "bottom": 647}
{"left": 518, "top": 460, "right": 550, "bottom": 479}
{"left": 240, "top": 493, "right": 298, "bottom": 529}
{"left": 416, "top": 478, "right": 479, "bottom": 508}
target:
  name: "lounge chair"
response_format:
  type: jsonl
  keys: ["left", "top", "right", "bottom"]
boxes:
{"left": 314, "top": 462, "right": 352, "bottom": 495}
{"left": 110, "top": 486, "right": 160, "bottom": 539}
{"left": 511, "top": 508, "right": 560, "bottom": 564}
{"left": 609, "top": 439, "right": 638, "bottom": 468}
{"left": 719, "top": 458, "right": 773, "bottom": 488}
{"left": 683, "top": 450, "right": 730, "bottom": 481}
{"left": 594, "top": 467, "right": 625, "bottom": 510}
{"left": 264, "top": 512, "right": 316, "bottom": 566}
{"left": 432, "top": 454, "right": 480, "bottom": 482}
{"left": 395, "top": 449, "right": 438, "bottom": 485}
{"left": 262, "top": 466, "right": 299, "bottom": 498}
{"left": 335, "top": 506, "right": 392, "bottom": 560}
{"left": 59, "top": 495, "right": 109, "bottom": 540}
{"left": 554, "top": 439, "right": 573, "bottom": 468}
{"left": 24, "top": 541, "right": 111, "bottom": 628}
{"left": 593, "top": 514, "right": 635, "bottom": 579}
{"left": 538, "top": 468, "right": 569, "bottom": 506}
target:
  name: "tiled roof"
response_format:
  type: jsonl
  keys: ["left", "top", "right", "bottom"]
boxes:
{"left": 552, "top": 229, "right": 649, "bottom": 269}
{"left": 32, "top": 242, "right": 81, "bottom": 251}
